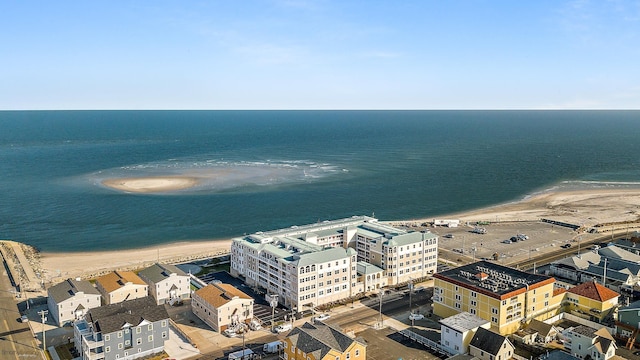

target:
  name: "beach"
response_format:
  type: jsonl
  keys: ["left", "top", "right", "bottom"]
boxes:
{"left": 38, "top": 188, "right": 640, "bottom": 283}
{"left": 102, "top": 176, "right": 200, "bottom": 193}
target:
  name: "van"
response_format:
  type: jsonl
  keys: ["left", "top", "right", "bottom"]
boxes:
{"left": 274, "top": 323, "right": 292, "bottom": 333}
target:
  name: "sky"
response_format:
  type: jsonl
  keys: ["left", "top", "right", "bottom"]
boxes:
{"left": 1, "top": 1, "right": 639, "bottom": 110}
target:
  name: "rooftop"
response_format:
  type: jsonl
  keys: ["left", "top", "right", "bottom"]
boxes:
{"left": 434, "top": 261, "right": 554, "bottom": 299}
{"left": 48, "top": 278, "right": 100, "bottom": 303}
{"left": 567, "top": 281, "right": 619, "bottom": 302}
{"left": 194, "top": 283, "right": 252, "bottom": 308}
{"left": 286, "top": 322, "right": 363, "bottom": 359}
{"left": 85, "top": 296, "right": 168, "bottom": 335}
{"left": 96, "top": 271, "right": 146, "bottom": 293}
{"left": 137, "top": 263, "right": 187, "bottom": 284}
{"left": 469, "top": 327, "right": 511, "bottom": 355}
{"left": 439, "top": 312, "right": 489, "bottom": 333}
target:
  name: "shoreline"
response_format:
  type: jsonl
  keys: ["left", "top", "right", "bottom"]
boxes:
{"left": 38, "top": 187, "right": 640, "bottom": 283}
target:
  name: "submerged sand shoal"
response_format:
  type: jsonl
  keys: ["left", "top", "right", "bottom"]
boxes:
{"left": 102, "top": 176, "right": 200, "bottom": 193}
{"left": 40, "top": 188, "right": 640, "bottom": 283}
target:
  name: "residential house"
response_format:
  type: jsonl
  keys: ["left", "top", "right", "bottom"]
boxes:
{"left": 73, "top": 296, "right": 169, "bottom": 360}
{"left": 565, "top": 281, "right": 619, "bottom": 323}
{"left": 564, "top": 325, "right": 617, "bottom": 360}
{"left": 282, "top": 321, "right": 366, "bottom": 360}
{"left": 440, "top": 311, "right": 491, "bottom": 355}
{"left": 192, "top": 283, "right": 253, "bottom": 333}
{"left": 95, "top": 271, "right": 148, "bottom": 305}
{"left": 137, "top": 263, "right": 190, "bottom": 305}
{"left": 615, "top": 299, "right": 640, "bottom": 349}
{"left": 516, "top": 319, "right": 559, "bottom": 345}
{"left": 468, "top": 327, "right": 515, "bottom": 360}
{"left": 48, "top": 278, "right": 102, "bottom": 326}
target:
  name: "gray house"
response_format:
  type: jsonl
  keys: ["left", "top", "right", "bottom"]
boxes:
{"left": 48, "top": 278, "right": 101, "bottom": 326}
{"left": 137, "top": 263, "right": 190, "bottom": 305}
{"left": 74, "top": 296, "right": 170, "bottom": 360}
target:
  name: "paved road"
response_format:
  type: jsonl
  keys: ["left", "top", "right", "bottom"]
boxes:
{"left": 0, "top": 260, "right": 42, "bottom": 360}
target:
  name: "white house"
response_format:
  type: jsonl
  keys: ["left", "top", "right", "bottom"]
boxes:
{"left": 440, "top": 311, "right": 490, "bottom": 355}
{"left": 192, "top": 283, "right": 254, "bottom": 333}
{"left": 137, "top": 263, "right": 190, "bottom": 305}
{"left": 565, "top": 325, "right": 617, "bottom": 360}
{"left": 47, "top": 278, "right": 101, "bottom": 326}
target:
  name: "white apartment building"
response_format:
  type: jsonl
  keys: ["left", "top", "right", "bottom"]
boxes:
{"left": 230, "top": 216, "right": 438, "bottom": 310}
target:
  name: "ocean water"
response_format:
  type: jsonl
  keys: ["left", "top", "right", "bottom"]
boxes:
{"left": 1, "top": 110, "right": 639, "bottom": 252}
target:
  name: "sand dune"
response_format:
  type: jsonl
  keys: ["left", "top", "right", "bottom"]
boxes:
{"left": 102, "top": 176, "right": 199, "bottom": 193}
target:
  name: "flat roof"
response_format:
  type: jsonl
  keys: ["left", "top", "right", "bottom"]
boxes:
{"left": 434, "top": 261, "right": 554, "bottom": 299}
{"left": 439, "top": 312, "right": 489, "bottom": 332}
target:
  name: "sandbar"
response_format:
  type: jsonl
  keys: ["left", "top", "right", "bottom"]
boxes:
{"left": 102, "top": 176, "right": 199, "bottom": 193}
{"left": 38, "top": 188, "right": 640, "bottom": 284}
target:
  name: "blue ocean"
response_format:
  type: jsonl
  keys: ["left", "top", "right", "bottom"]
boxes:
{"left": 1, "top": 110, "right": 639, "bottom": 252}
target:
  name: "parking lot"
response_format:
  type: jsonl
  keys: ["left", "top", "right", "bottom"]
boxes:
{"left": 428, "top": 220, "right": 595, "bottom": 265}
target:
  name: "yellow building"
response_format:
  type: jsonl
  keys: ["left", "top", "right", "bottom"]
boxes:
{"left": 433, "top": 261, "right": 561, "bottom": 335}
{"left": 283, "top": 321, "right": 366, "bottom": 360}
{"left": 565, "top": 280, "right": 619, "bottom": 323}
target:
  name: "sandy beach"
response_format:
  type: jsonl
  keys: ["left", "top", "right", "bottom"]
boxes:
{"left": 102, "top": 176, "right": 200, "bottom": 193}
{"left": 38, "top": 188, "right": 640, "bottom": 284}
{"left": 40, "top": 239, "right": 232, "bottom": 283}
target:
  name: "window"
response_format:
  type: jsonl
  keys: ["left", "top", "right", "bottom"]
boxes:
{"left": 161, "top": 320, "right": 167, "bottom": 327}
{"left": 148, "top": 324, "right": 153, "bottom": 331}
{"left": 105, "top": 335, "right": 110, "bottom": 341}
{"left": 118, "top": 343, "right": 123, "bottom": 349}
{"left": 491, "top": 316, "right": 498, "bottom": 323}
{"left": 492, "top": 308, "right": 498, "bottom": 314}
{"left": 148, "top": 335, "right": 154, "bottom": 342}
{"left": 162, "top": 331, "right": 167, "bottom": 338}
{"left": 117, "top": 331, "right": 122, "bottom": 338}
{"left": 355, "top": 349, "right": 360, "bottom": 356}
{"left": 137, "top": 338, "right": 142, "bottom": 345}
{"left": 105, "top": 346, "right": 110, "bottom": 353}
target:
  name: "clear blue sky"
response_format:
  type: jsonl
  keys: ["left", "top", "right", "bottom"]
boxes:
{"left": 1, "top": 1, "right": 639, "bottom": 110}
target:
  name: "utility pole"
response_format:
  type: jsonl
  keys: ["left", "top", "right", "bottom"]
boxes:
{"left": 241, "top": 303, "right": 250, "bottom": 360}
{"left": 38, "top": 309, "right": 48, "bottom": 354}
{"left": 408, "top": 280, "right": 414, "bottom": 325}
{"left": 378, "top": 289, "right": 385, "bottom": 327}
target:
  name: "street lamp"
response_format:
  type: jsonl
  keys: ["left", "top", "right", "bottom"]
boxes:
{"left": 38, "top": 309, "right": 48, "bottom": 354}
{"left": 378, "top": 288, "right": 385, "bottom": 327}
{"left": 269, "top": 294, "right": 278, "bottom": 332}
{"left": 408, "top": 279, "right": 414, "bottom": 326}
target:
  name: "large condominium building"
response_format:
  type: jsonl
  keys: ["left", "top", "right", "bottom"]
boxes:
{"left": 433, "top": 261, "right": 561, "bottom": 335}
{"left": 231, "top": 216, "right": 438, "bottom": 310}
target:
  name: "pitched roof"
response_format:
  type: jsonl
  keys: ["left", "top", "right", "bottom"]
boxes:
{"left": 469, "top": 327, "right": 511, "bottom": 355}
{"left": 286, "top": 322, "right": 363, "bottom": 358}
{"left": 527, "top": 319, "right": 556, "bottom": 336}
{"left": 96, "top": 271, "right": 147, "bottom": 293}
{"left": 194, "top": 283, "right": 252, "bottom": 308}
{"left": 48, "top": 278, "right": 100, "bottom": 303}
{"left": 568, "top": 281, "right": 619, "bottom": 302}
{"left": 137, "top": 263, "right": 187, "bottom": 284}
{"left": 85, "top": 296, "right": 168, "bottom": 334}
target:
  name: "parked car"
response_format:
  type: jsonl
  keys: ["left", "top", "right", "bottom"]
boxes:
{"left": 249, "top": 320, "right": 262, "bottom": 331}
{"left": 313, "top": 313, "right": 330, "bottom": 322}
{"left": 223, "top": 329, "right": 238, "bottom": 337}
{"left": 409, "top": 313, "right": 424, "bottom": 321}
{"left": 444, "top": 234, "right": 454, "bottom": 238}
{"left": 20, "top": 315, "right": 29, "bottom": 323}
{"left": 517, "top": 234, "right": 529, "bottom": 240}
{"left": 561, "top": 243, "right": 572, "bottom": 248}
{"left": 510, "top": 236, "right": 519, "bottom": 242}
{"left": 502, "top": 239, "right": 512, "bottom": 244}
